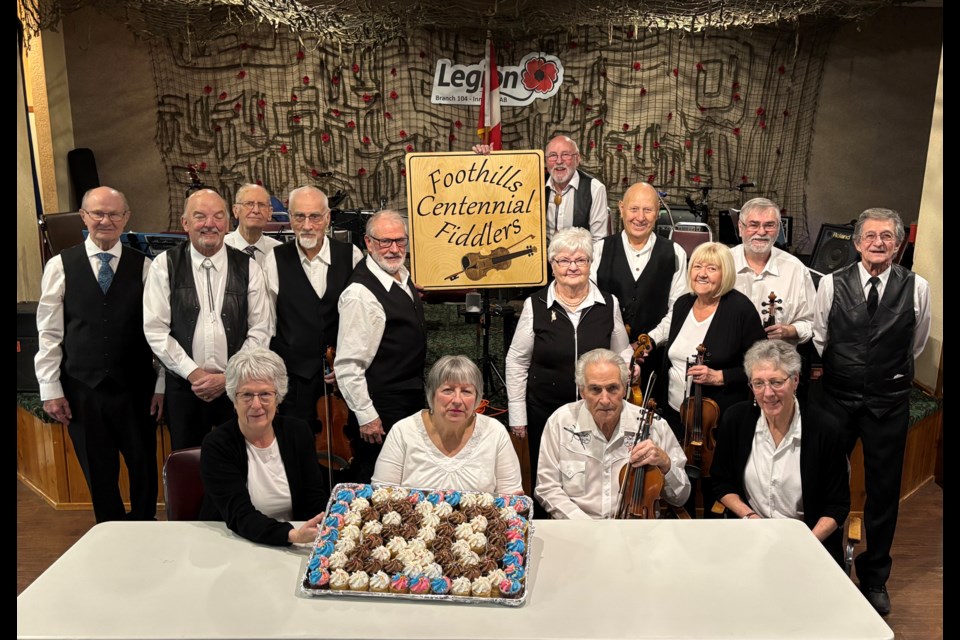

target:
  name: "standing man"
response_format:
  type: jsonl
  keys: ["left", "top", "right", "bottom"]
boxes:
{"left": 813, "top": 208, "right": 931, "bottom": 616}
{"left": 335, "top": 211, "right": 427, "bottom": 483}
{"left": 592, "top": 182, "right": 688, "bottom": 369}
{"left": 224, "top": 183, "right": 282, "bottom": 268}
{"left": 732, "top": 198, "right": 816, "bottom": 344}
{"left": 35, "top": 187, "right": 163, "bottom": 522}
{"left": 264, "top": 186, "right": 362, "bottom": 434}
{"left": 144, "top": 188, "right": 272, "bottom": 450}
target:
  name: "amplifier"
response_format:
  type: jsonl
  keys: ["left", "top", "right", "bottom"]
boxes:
{"left": 809, "top": 224, "right": 857, "bottom": 274}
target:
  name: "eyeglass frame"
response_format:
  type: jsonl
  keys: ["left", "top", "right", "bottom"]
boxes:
{"left": 748, "top": 378, "right": 791, "bottom": 391}
{"left": 552, "top": 257, "right": 591, "bottom": 268}
{"left": 236, "top": 200, "right": 272, "bottom": 211}
{"left": 290, "top": 212, "right": 329, "bottom": 225}
{"left": 740, "top": 220, "right": 779, "bottom": 232}
{"left": 236, "top": 390, "right": 278, "bottom": 405}
{"left": 81, "top": 209, "right": 129, "bottom": 222}
{"left": 367, "top": 234, "right": 409, "bottom": 249}
{"left": 545, "top": 151, "right": 579, "bottom": 162}
{"left": 860, "top": 231, "right": 897, "bottom": 244}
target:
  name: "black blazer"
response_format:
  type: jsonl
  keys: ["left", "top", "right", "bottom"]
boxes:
{"left": 711, "top": 401, "right": 851, "bottom": 565}
{"left": 199, "top": 415, "right": 329, "bottom": 546}
{"left": 660, "top": 289, "right": 767, "bottom": 413}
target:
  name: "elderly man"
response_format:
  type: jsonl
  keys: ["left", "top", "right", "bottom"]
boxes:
{"left": 35, "top": 187, "right": 163, "bottom": 522}
{"left": 732, "top": 198, "right": 816, "bottom": 344}
{"left": 536, "top": 349, "right": 690, "bottom": 519}
{"left": 813, "top": 208, "right": 931, "bottom": 616}
{"left": 591, "top": 182, "right": 688, "bottom": 368}
{"left": 264, "top": 186, "right": 362, "bottom": 434}
{"left": 144, "top": 188, "right": 272, "bottom": 450}
{"left": 335, "top": 211, "right": 427, "bottom": 483}
{"left": 224, "top": 183, "right": 282, "bottom": 268}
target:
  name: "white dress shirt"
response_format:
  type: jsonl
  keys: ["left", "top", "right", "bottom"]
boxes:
{"left": 590, "top": 231, "right": 690, "bottom": 345}
{"left": 224, "top": 230, "right": 282, "bottom": 268}
{"left": 545, "top": 171, "right": 609, "bottom": 242}
{"left": 743, "top": 398, "right": 804, "bottom": 520}
{"left": 812, "top": 262, "right": 931, "bottom": 359}
{"left": 334, "top": 255, "right": 416, "bottom": 426}
{"left": 504, "top": 281, "right": 630, "bottom": 426}
{"left": 536, "top": 400, "right": 691, "bottom": 519}
{"left": 246, "top": 438, "right": 293, "bottom": 522}
{"left": 143, "top": 244, "right": 272, "bottom": 379}
{"left": 35, "top": 238, "right": 162, "bottom": 401}
{"left": 731, "top": 245, "right": 817, "bottom": 344}
{"left": 372, "top": 412, "right": 522, "bottom": 494}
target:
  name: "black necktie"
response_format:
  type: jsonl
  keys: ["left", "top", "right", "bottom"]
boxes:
{"left": 866, "top": 276, "right": 880, "bottom": 318}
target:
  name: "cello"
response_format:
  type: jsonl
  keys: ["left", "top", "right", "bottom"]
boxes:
{"left": 680, "top": 344, "right": 720, "bottom": 481}
{"left": 316, "top": 346, "right": 354, "bottom": 487}
{"left": 615, "top": 374, "right": 664, "bottom": 519}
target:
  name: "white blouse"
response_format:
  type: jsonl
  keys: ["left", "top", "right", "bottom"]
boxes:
{"left": 245, "top": 438, "right": 293, "bottom": 522}
{"left": 666, "top": 308, "right": 715, "bottom": 411}
{"left": 372, "top": 413, "right": 522, "bottom": 494}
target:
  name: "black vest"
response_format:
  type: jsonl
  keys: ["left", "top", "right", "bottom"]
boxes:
{"left": 270, "top": 239, "right": 353, "bottom": 379}
{"left": 166, "top": 242, "right": 250, "bottom": 361}
{"left": 527, "top": 285, "right": 615, "bottom": 404}
{"left": 596, "top": 234, "right": 679, "bottom": 340}
{"left": 348, "top": 261, "right": 427, "bottom": 394}
{"left": 545, "top": 169, "right": 596, "bottom": 232}
{"left": 61, "top": 244, "right": 155, "bottom": 391}
{"left": 823, "top": 263, "right": 916, "bottom": 415}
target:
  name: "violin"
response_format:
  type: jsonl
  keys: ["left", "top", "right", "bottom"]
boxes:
{"left": 680, "top": 344, "right": 720, "bottom": 480}
{"left": 616, "top": 389, "right": 664, "bottom": 520}
{"left": 445, "top": 234, "right": 538, "bottom": 281}
{"left": 627, "top": 333, "right": 652, "bottom": 407}
{"left": 761, "top": 291, "right": 782, "bottom": 329}
{"left": 316, "top": 346, "right": 353, "bottom": 487}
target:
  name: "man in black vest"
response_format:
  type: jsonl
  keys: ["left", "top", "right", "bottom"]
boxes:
{"left": 224, "top": 183, "right": 281, "bottom": 268}
{"left": 592, "top": 181, "right": 688, "bottom": 379}
{"left": 35, "top": 186, "right": 162, "bottom": 522}
{"left": 144, "top": 189, "right": 272, "bottom": 450}
{"left": 264, "top": 186, "right": 362, "bottom": 434}
{"left": 813, "top": 208, "right": 931, "bottom": 616}
{"left": 544, "top": 135, "right": 609, "bottom": 243}
{"left": 335, "top": 211, "right": 427, "bottom": 483}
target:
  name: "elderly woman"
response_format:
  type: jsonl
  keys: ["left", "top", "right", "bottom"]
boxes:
{"left": 200, "top": 347, "right": 329, "bottom": 546}
{"left": 711, "top": 340, "right": 850, "bottom": 565}
{"left": 372, "top": 356, "right": 521, "bottom": 493}
{"left": 505, "top": 227, "right": 630, "bottom": 502}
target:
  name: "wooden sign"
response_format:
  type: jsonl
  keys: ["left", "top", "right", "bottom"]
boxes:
{"left": 405, "top": 151, "right": 547, "bottom": 289}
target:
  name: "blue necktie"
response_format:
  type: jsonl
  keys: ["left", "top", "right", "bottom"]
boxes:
{"left": 96, "top": 253, "right": 113, "bottom": 293}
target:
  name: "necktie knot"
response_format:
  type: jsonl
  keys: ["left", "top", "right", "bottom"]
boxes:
{"left": 96, "top": 252, "right": 113, "bottom": 293}
{"left": 243, "top": 245, "right": 257, "bottom": 257}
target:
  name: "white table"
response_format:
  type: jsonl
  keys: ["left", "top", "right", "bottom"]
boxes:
{"left": 17, "top": 519, "right": 892, "bottom": 639}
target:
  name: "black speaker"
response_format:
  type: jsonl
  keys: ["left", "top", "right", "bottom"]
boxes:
{"left": 17, "top": 302, "right": 40, "bottom": 393}
{"left": 718, "top": 210, "right": 739, "bottom": 245}
{"left": 809, "top": 224, "right": 857, "bottom": 274}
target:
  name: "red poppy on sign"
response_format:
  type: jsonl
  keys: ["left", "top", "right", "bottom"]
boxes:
{"left": 521, "top": 57, "right": 560, "bottom": 93}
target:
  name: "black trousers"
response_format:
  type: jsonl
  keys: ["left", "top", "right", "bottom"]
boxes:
{"left": 61, "top": 376, "right": 158, "bottom": 523}
{"left": 278, "top": 372, "right": 326, "bottom": 435}
{"left": 164, "top": 373, "right": 233, "bottom": 451}
{"left": 345, "top": 389, "right": 424, "bottom": 485}
{"left": 822, "top": 392, "right": 910, "bottom": 588}
{"left": 659, "top": 403, "right": 720, "bottom": 519}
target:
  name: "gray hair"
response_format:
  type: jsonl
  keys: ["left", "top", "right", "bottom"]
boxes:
{"left": 365, "top": 210, "right": 408, "bottom": 236}
{"left": 739, "top": 197, "right": 781, "bottom": 226}
{"left": 575, "top": 348, "right": 629, "bottom": 389}
{"left": 425, "top": 355, "right": 484, "bottom": 411}
{"left": 548, "top": 227, "right": 594, "bottom": 262}
{"left": 234, "top": 183, "right": 270, "bottom": 204}
{"left": 224, "top": 347, "right": 289, "bottom": 404}
{"left": 743, "top": 339, "right": 802, "bottom": 380}
{"left": 81, "top": 187, "right": 130, "bottom": 212}
{"left": 853, "top": 208, "right": 905, "bottom": 245}
{"left": 288, "top": 185, "right": 329, "bottom": 213}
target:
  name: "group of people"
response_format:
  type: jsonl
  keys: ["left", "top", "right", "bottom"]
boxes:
{"left": 35, "top": 135, "right": 930, "bottom": 616}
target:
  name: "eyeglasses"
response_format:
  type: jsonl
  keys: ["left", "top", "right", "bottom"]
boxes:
{"left": 742, "top": 221, "right": 779, "bottom": 232}
{"left": 546, "top": 151, "right": 578, "bottom": 162}
{"left": 552, "top": 257, "right": 590, "bottom": 268}
{"left": 291, "top": 212, "right": 329, "bottom": 225}
{"left": 237, "top": 201, "right": 272, "bottom": 211}
{"left": 749, "top": 378, "right": 789, "bottom": 391}
{"left": 236, "top": 391, "right": 277, "bottom": 404}
{"left": 82, "top": 209, "right": 128, "bottom": 222}
{"left": 860, "top": 231, "right": 896, "bottom": 244}
{"left": 367, "top": 235, "right": 408, "bottom": 249}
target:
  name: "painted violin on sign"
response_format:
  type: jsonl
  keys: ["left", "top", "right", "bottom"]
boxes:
{"left": 445, "top": 234, "right": 538, "bottom": 282}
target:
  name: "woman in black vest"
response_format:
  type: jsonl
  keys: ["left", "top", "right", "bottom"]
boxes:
{"left": 505, "top": 228, "right": 630, "bottom": 513}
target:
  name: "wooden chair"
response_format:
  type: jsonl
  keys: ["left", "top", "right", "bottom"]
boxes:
{"left": 162, "top": 447, "right": 204, "bottom": 521}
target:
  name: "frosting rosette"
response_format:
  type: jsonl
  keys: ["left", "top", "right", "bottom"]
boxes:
{"left": 408, "top": 574, "right": 431, "bottom": 594}
{"left": 430, "top": 576, "right": 452, "bottom": 594}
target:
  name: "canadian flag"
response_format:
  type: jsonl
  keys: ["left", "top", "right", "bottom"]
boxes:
{"left": 477, "top": 33, "right": 502, "bottom": 150}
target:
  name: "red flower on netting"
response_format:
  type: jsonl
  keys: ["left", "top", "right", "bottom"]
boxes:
{"left": 696, "top": 62, "right": 704, "bottom": 72}
{"left": 780, "top": 208, "right": 787, "bottom": 215}
{"left": 585, "top": 105, "right": 593, "bottom": 112}
{"left": 783, "top": 109, "right": 790, "bottom": 117}
{"left": 293, "top": 116, "right": 302, "bottom": 124}
{"left": 669, "top": 169, "right": 676, "bottom": 177}
{"left": 627, "top": 28, "right": 635, "bottom": 38}
{"left": 454, "top": 120, "right": 462, "bottom": 129}
{"left": 280, "top": 144, "right": 288, "bottom": 154}
{"left": 588, "top": 140, "right": 596, "bottom": 149}
{"left": 384, "top": 112, "right": 393, "bottom": 119}
{"left": 362, "top": 136, "right": 371, "bottom": 144}
{"left": 257, "top": 113, "right": 264, "bottom": 121}
{"left": 733, "top": 93, "right": 741, "bottom": 102}
{"left": 593, "top": 118, "right": 604, "bottom": 126}
{"left": 203, "top": 85, "right": 213, "bottom": 94}
{"left": 622, "top": 177, "right": 629, "bottom": 185}
{"left": 256, "top": 179, "right": 263, "bottom": 186}
{"left": 648, "top": 174, "right": 656, "bottom": 182}
{"left": 616, "top": 144, "right": 623, "bottom": 152}
{"left": 296, "top": 51, "right": 305, "bottom": 61}
{"left": 390, "top": 90, "right": 399, "bottom": 100}
{"left": 706, "top": 148, "right": 714, "bottom": 156}
{"left": 622, "top": 123, "right": 630, "bottom": 131}
{"left": 213, "top": 125, "right": 222, "bottom": 132}
{"left": 302, "top": 76, "right": 311, "bottom": 85}
{"left": 291, "top": 93, "right": 298, "bottom": 102}
{"left": 419, "top": 51, "right": 426, "bottom": 59}
{"left": 331, "top": 75, "right": 341, "bottom": 85}
{"left": 599, "top": 69, "right": 607, "bottom": 78}
{"left": 684, "top": 139, "right": 692, "bottom": 148}
{"left": 699, "top": 106, "right": 706, "bottom": 113}
{"left": 635, "top": 144, "right": 642, "bottom": 152}
{"left": 639, "top": 87, "right": 647, "bottom": 96}
{"left": 667, "top": 112, "right": 673, "bottom": 121}
{"left": 405, "top": 144, "right": 414, "bottom": 152}
{"left": 233, "top": 102, "right": 242, "bottom": 112}
{"left": 358, "top": 168, "right": 367, "bottom": 176}
{"left": 759, "top": 120, "right": 767, "bottom": 129}
{"left": 332, "top": 109, "right": 340, "bottom": 117}
{"left": 237, "top": 70, "right": 247, "bottom": 79}
{"left": 568, "top": 40, "right": 578, "bottom": 49}
{"left": 362, "top": 93, "right": 372, "bottom": 103}
{"left": 778, "top": 65, "right": 786, "bottom": 75}
{"left": 733, "top": 127, "right": 742, "bottom": 136}
{"left": 672, "top": 67, "right": 679, "bottom": 77}
{"left": 240, "top": 42, "right": 249, "bottom": 50}
{"left": 321, "top": 133, "right": 331, "bottom": 143}
{"left": 652, "top": 141, "right": 661, "bottom": 149}
{"left": 401, "top": 168, "right": 407, "bottom": 176}
{"left": 218, "top": 91, "right": 228, "bottom": 100}
{"left": 347, "top": 120, "right": 356, "bottom": 128}
{"left": 390, "top": 67, "right": 397, "bottom": 76}
{"left": 733, "top": 81, "right": 741, "bottom": 89}
{"left": 693, "top": 175, "right": 701, "bottom": 183}
{"left": 257, "top": 99, "right": 266, "bottom": 108}
{"left": 633, "top": 62, "right": 642, "bottom": 71}
{"left": 250, "top": 126, "right": 256, "bottom": 133}
{"left": 399, "top": 130, "right": 407, "bottom": 138}
{"left": 352, "top": 63, "right": 360, "bottom": 74}
{"left": 741, "top": 175, "right": 749, "bottom": 183}
{"left": 521, "top": 57, "right": 560, "bottom": 93}
{"left": 449, "top": 134, "right": 457, "bottom": 142}
{"left": 311, "top": 168, "right": 319, "bottom": 177}
{"left": 199, "top": 162, "right": 208, "bottom": 171}
{"left": 572, "top": 97, "right": 581, "bottom": 106}
{"left": 756, "top": 107, "right": 765, "bottom": 116}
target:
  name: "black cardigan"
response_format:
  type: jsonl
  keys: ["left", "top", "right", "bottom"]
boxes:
{"left": 199, "top": 415, "right": 329, "bottom": 546}
{"left": 711, "top": 401, "right": 851, "bottom": 565}
{"left": 660, "top": 289, "right": 767, "bottom": 414}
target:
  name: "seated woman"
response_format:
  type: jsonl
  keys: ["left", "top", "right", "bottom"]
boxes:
{"left": 200, "top": 347, "right": 329, "bottom": 546}
{"left": 372, "top": 355, "right": 522, "bottom": 494}
{"left": 711, "top": 340, "right": 850, "bottom": 565}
